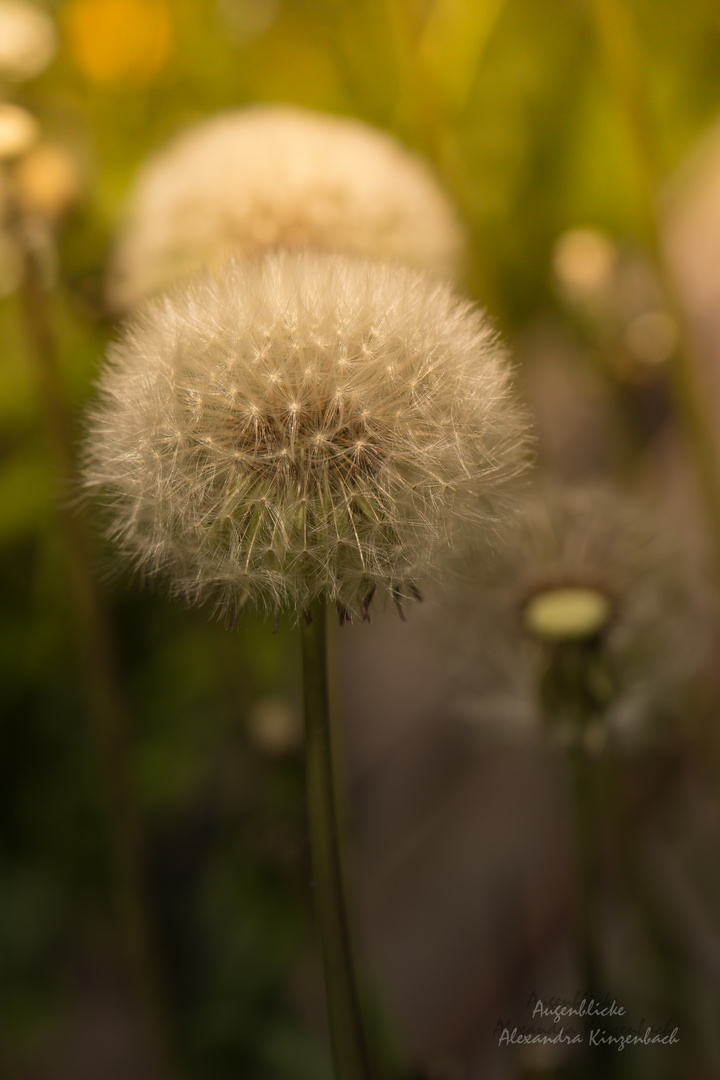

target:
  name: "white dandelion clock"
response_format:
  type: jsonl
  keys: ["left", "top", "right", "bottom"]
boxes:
{"left": 107, "top": 105, "right": 467, "bottom": 310}
{"left": 84, "top": 250, "right": 527, "bottom": 621}
{"left": 450, "top": 485, "right": 708, "bottom": 749}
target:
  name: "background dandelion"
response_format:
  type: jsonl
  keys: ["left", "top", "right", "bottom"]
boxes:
{"left": 446, "top": 484, "right": 709, "bottom": 748}
{"left": 108, "top": 105, "right": 467, "bottom": 310}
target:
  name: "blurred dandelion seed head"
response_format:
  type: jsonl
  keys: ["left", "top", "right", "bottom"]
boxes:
{"left": 450, "top": 485, "right": 708, "bottom": 747}
{"left": 84, "top": 250, "right": 528, "bottom": 620}
{"left": 0, "top": 0, "right": 56, "bottom": 82}
{"left": 108, "top": 104, "right": 467, "bottom": 310}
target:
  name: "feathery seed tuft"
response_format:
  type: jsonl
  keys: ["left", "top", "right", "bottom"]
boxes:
{"left": 108, "top": 105, "right": 467, "bottom": 310}
{"left": 84, "top": 251, "right": 528, "bottom": 620}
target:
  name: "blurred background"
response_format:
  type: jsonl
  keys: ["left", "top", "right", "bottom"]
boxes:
{"left": 3, "top": 1, "right": 720, "bottom": 1078}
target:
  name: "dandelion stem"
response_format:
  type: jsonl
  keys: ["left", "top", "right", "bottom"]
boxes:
{"left": 590, "top": 0, "right": 720, "bottom": 580}
{"left": 541, "top": 642, "right": 607, "bottom": 1074}
{"left": 568, "top": 749, "right": 611, "bottom": 1080}
{"left": 568, "top": 744, "right": 602, "bottom": 1005}
{"left": 8, "top": 202, "right": 185, "bottom": 1080}
{"left": 301, "top": 597, "right": 370, "bottom": 1080}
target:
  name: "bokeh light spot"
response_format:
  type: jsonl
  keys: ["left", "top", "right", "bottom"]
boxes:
{"left": 0, "top": 103, "right": 39, "bottom": 160}
{"left": 65, "top": 0, "right": 172, "bottom": 85}
{"left": 553, "top": 227, "right": 617, "bottom": 299}
{"left": 0, "top": 0, "right": 56, "bottom": 82}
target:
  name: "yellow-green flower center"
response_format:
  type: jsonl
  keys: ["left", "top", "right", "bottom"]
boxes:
{"left": 522, "top": 585, "right": 612, "bottom": 642}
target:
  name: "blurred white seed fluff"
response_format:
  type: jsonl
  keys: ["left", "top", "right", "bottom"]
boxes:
{"left": 107, "top": 104, "right": 467, "bottom": 310}
{"left": 83, "top": 250, "right": 528, "bottom": 620}
{"left": 448, "top": 486, "right": 709, "bottom": 748}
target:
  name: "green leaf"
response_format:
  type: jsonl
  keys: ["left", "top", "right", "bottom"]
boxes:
{"left": 415, "top": 0, "right": 507, "bottom": 114}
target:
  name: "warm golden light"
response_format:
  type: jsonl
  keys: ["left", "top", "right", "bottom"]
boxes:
{"left": 553, "top": 227, "right": 617, "bottom": 299}
{"left": 65, "top": 0, "right": 172, "bottom": 84}
{"left": 0, "top": 0, "right": 56, "bottom": 82}
{"left": 14, "top": 142, "right": 82, "bottom": 219}
{"left": 0, "top": 102, "right": 39, "bottom": 160}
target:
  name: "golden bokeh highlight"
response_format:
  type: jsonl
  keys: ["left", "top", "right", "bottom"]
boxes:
{"left": 65, "top": 0, "right": 172, "bottom": 84}
{"left": 0, "top": 103, "right": 39, "bottom": 160}
{"left": 0, "top": 0, "right": 57, "bottom": 82}
{"left": 553, "top": 226, "right": 617, "bottom": 300}
{"left": 14, "top": 143, "right": 82, "bottom": 219}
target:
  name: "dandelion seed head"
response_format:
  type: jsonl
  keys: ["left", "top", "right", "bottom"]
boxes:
{"left": 84, "top": 250, "right": 528, "bottom": 620}
{"left": 107, "top": 104, "right": 467, "bottom": 310}
{"left": 448, "top": 485, "right": 709, "bottom": 748}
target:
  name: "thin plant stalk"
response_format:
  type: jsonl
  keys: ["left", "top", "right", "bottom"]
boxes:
{"left": 604, "top": 751, "right": 700, "bottom": 1056}
{"left": 301, "top": 597, "right": 370, "bottom": 1080}
{"left": 590, "top": 0, "right": 720, "bottom": 579}
{"left": 541, "top": 642, "right": 609, "bottom": 1076}
{"left": 8, "top": 201, "right": 185, "bottom": 1080}
{"left": 567, "top": 744, "right": 601, "bottom": 1005}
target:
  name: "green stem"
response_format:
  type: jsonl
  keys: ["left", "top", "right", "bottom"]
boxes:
{"left": 605, "top": 751, "right": 699, "bottom": 1058}
{"left": 8, "top": 200, "right": 185, "bottom": 1080}
{"left": 541, "top": 642, "right": 608, "bottom": 1076}
{"left": 590, "top": 0, "right": 720, "bottom": 581}
{"left": 301, "top": 598, "right": 370, "bottom": 1080}
{"left": 568, "top": 744, "right": 601, "bottom": 1006}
